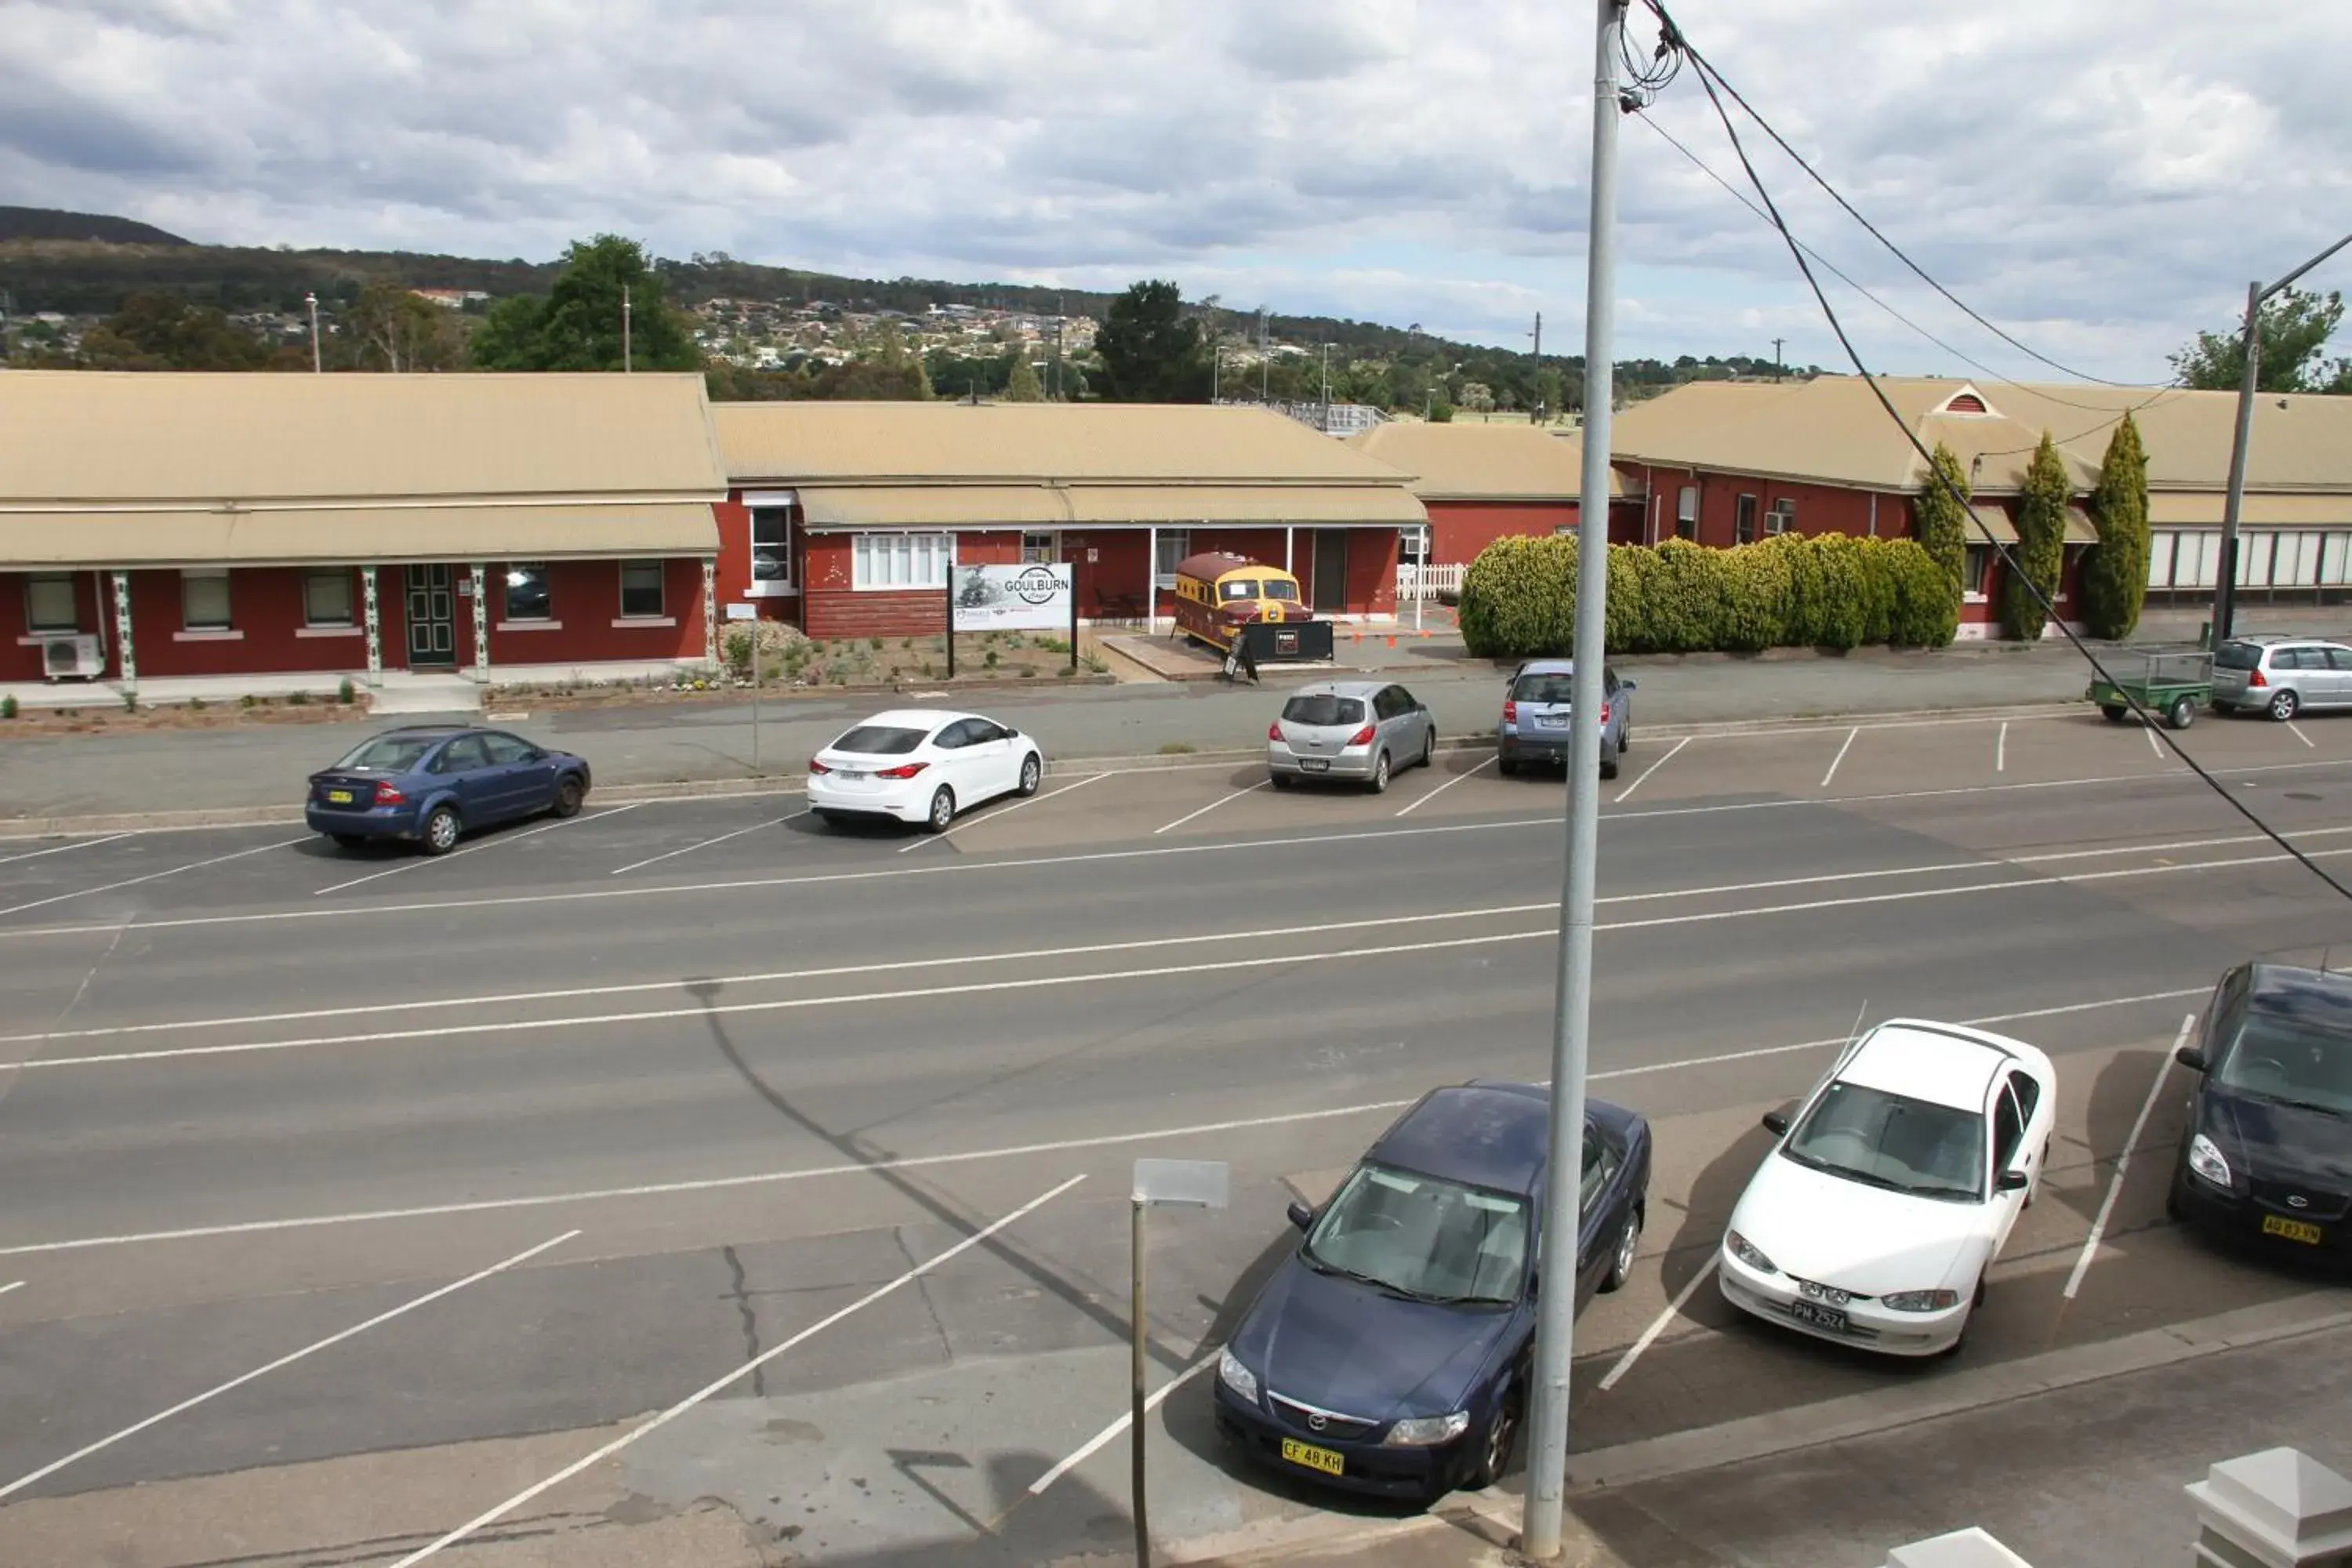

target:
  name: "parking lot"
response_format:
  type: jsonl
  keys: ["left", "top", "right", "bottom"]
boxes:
{"left": 2, "top": 704, "right": 2350, "bottom": 1566}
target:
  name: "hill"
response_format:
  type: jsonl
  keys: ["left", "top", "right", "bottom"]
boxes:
{"left": 0, "top": 206, "right": 190, "bottom": 246}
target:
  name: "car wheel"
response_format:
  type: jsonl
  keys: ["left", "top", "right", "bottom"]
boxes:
{"left": 924, "top": 786, "right": 956, "bottom": 833}
{"left": 2100, "top": 704, "right": 2127, "bottom": 722}
{"left": 552, "top": 776, "right": 585, "bottom": 818}
{"left": 1269, "top": 771, "right": 1294, "bottom": 790}
{"left": 2168, "top": 695, "right": 2196, "bottom": 731}
{"left": 1497, "top": 755, "right": 1519, "bottom": 778}
{"left": 1600, "top": 749, "right": 1621, "bottom": 781}
{"left": 2269, "top": 689, "right": 2300, "bottom": 721}
{"left": 330, "top": 833, "right": 365, "bottom": 851}
{"left": 1420, "top": 728, "right": 1435, "bottom": 769}
{"left": 420, "top": 806, "right": 461, "bottom": 856}
{"left": 1465, "top": 1389, "right": 1521, "bottom": 1490}
{"left": 1602, "top": 1206, "right": 1641, "bottom": 1294}
{"left": 1367, "top": 750, "right": 1391, "bottom": 794}
{"left": 1017, "top": 753, "right": 1042, "bottom": 797}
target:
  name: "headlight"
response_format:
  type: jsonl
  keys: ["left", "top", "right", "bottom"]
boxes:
{"left": 1882, "top": 1289, "right": 1962, "bottom": 1312}
{"left": 2188, "top": 1134, "right": 2233, "bottom": 1189}
{"left": 1216, "top": 1348, "right": 1259, "bottom": 1405}
{"left": 1725, "top": 1229, "right": 1777, "bottom": 1274}
{"left": 1382, "top": 1410, "right": 1471, "bottom": 1447}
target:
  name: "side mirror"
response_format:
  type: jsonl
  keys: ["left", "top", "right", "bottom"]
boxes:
{"left": 1621, "top": 679, "right": 1637, "bottom": 691}
{"left": 1996, "top": 1168, "right": 2031, "bottom": 1193}
{"left": 1286, "top": 1200, "right": 1315, "bottom": 1232}
{"left": 2176, "top": 1047, "right": 2211, "bottom": 1073}
{"left": 1003, "top": 727, "right": 1020, "bottom": 739}
{"left": 1760, "top": 1109, "right": 1791, "bottom": 1138}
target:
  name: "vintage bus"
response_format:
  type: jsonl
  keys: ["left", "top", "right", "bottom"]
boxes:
{"left": 1170, "top": 552, "right": 1330, "bottom": 662}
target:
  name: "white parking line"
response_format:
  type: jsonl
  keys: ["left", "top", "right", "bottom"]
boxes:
{"left": 2062, "top": 1014, "right": 2195, "bottom": 1301}
{"left": 314, "top": 804, "right": 644, "bottom": 895}
{"left": 1997, "top": 722, "right": 2008, "bottom": 774}
{"left": 0, "top": 987, "right": 2209, "bottom": 1258}
{"left": 2144, "top": 723, "right": 2166, "bottom": 760}
{"left": 1154, "top": 779, "right": 1268, "bottom": 836}
{"left": 0, "top": 1230, "right": 575, "bottom": 1502}
{"left": 610, "top": 810, "right": 807, "bottom": 876}
{"left": 1395, "top": 753, "right": 1497, "bottom": 818}
{"left": 0, "top": 836, "right": 310, "bottom": 919}
{"left": 2288, "top": 720, "right": 2316, "bottom": 750}
{"left": 1027, "top": 1348, "right": 1219, "bottom": 1497}
{"left": 1613, "top": 735, "right": 1691, "bottom": 804}
{"left": 0, "top": 833, "right": 132, "bottom": 869}
{"left": 901, "top": 772, "right": 1110, "bottom": 854}
{"left": 1597, "top": 1258, "right": 1719, "bottom": 1392}
{"left": 382, "top": 1178, "right": 1082, "bottom": 1568}
{"left": 1819, "top": 726, "right": 1860, "bottom": 789}
{"left": 0, "top": 1279, "right": 20, "bottom": 1298}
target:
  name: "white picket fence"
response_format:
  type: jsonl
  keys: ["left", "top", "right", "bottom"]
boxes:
{"left": 1396, "top": 563, "right": 1465, "bottom": 601}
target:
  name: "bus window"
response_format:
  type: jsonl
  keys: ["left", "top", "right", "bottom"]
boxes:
{"left": 1261, "top": 579, "right": 1300, "bottom": 601}
{"left": 1218, "top": 579, "right": 1261, "bottom": 601}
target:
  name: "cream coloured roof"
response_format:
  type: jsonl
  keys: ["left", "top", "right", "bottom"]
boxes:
{"left": 0, "top": 503, "right": 720, "bottom": 569}
{"left": 1345, "top": 422, "right": 1621, "bottom": 501}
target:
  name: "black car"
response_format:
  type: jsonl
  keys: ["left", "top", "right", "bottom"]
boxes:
{"left": 1211, "top": 1083, "right": 1650, "bottom": 1501}
{"left": 2167, "top": 963, "right": 2352, "bottom": 1266}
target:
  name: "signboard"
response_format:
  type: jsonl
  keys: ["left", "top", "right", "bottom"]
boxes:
{"left": 952, "top": 563, "right": 1073, "bottom": 633}
{"left": 724, "top": 603, "right": 758, "bottom": 621}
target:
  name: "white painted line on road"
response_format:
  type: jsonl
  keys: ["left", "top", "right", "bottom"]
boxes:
{"left": 1154, "top": 779, "right": 1269, "bottom": 836}
{"left": 1997, "top": 722, "right": 2008, "bottom": 774}
{"left": 0, "top": 988, "right": 2209, "bottom": 1258}
{"left": 610, "top": 810, "right": 807, "bottom": 876}
{"left": 0, "top": 1279, "right": 20, "bottom": 1298}
{"left": 2062, "top": 1014, "right": 2195, "bottom": 1302}
{"left": 1613, "top": 736, "right": 1690, "bottom": 804}
{"left": 0, "top": 833, "right": 132, "bottom": 869}
{"left": 0, "top": 836, "right": 310, "bottom": 920}
{"left": 1819, "top": 726, "right": 1859, "bottom": 789}
{"left": 314, "top": 804, "right": 644, "bottom": 895}
{"left": 2289, "top": 720, "right": 2316, "bottom": 750}
{"left": 1597, "top": 1258, "right": 1719, "bottom": 1392}
{"left": 1395, "top": 753, "right": 1495, "bottom": 817}
{"left": 2144, "top": 722, "right": 2165, "bottom": 760}
{"left": 1028, "top": 1348, "right": 1219, "bottom": 1497}
{"left": 0, "top": 1230, "right": 576, "bottom": 1502}
{"left": 901, "top": 772, "right": 1110, "bottom": 854}
{"left": 382, "top": 1178, "right": 1083, "bottom": 1568}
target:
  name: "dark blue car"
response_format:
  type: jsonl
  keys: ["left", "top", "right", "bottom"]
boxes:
{"left": 1213, "top": 1083, "right": 1650, "bottom": 1501}
{"left": 305, "top": 726, "right": 591, "bottom": 855}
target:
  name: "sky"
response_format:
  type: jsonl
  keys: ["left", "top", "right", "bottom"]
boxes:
{"left": 4, "top": 0, "right": 2350, "bottom": 383}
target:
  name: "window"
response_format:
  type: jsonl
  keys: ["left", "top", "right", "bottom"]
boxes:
{"left": 1021, "top": 532, "right": 1058, "bottom": 565}
{"left": 1991, "top": 1084, "right": 2025, "bottom": 1172}
{"left": 1964, "top": 546, "right": 1990, "bottom": 599}
{"left": 1733, "top": 493, "right": 1758, "bottom": 544}
{"left": 1764, "top": 498, "right": 1797, "bottom": 536}
{"left": 851, "top": 532, "right": 953, "bottom": 591}
{"left": 480, "top": 732, "right": 541, "bottom": 765}
{"left": 24, "top": 573, "right": 78, "bottom": 633}
{"left": 2328, "top": 648, "right": 2352, "bottom": 673}
{"left": 1580, "top": 1131, "right": 1622, "bottom": 1217}
{"left": 433, "top": 735, "right": 492, "bottom": 774}
{"left": 1155, "top": 529, "right": 1190, "bottom": 589}
{"left": 503, "top": 564, "right": 550, "bottom": 621}
{"left": 303, "top": 568, "right": 354, "bottom": 627}
{"left": 1676, "top": 485, "right": 1699, "bottom": 525}
{"left": 619, "top": 560, "right": 665, "bottom": 619}
{"left": 1218, "top": 579, "right": 1262, "bottom": 601}
{"left": 181, "top": 568, "right": 232, "bottom": 630}
{"left": 1279, "top": 693, "right": 1365, "bottom": 727}
{"left": 1400, "top": 524, "right": 1430, "bottom": 564}
{"left": 1301, "top": 1163, "right": 1529, "bottom": 1306}
{"left": 831, "top": 724, "right": 927, "bottom": 755}
{"left": 750, "top": 505, "right": 794, "bottom": 591}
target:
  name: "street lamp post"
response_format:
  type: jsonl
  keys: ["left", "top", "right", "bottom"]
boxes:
{"left": 305, "top": 292, "right": 321, "bottom": 372}
{"left": 1319, "top": 343, "right": 1337, "bottom": 431}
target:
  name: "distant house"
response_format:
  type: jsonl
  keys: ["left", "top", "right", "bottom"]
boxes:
{"left": 409, "top": 288, "right": 490, "bottom": 309}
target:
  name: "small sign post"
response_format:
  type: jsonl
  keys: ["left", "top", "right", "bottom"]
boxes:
{"left": 1129, "top": 1159, "right": 1229, "bottom": 1566}
{"left": 724, "top": 604, "right": 760, "bottom": 770}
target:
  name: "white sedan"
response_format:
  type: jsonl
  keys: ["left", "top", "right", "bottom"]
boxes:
{"left": 807, "top": 709, "right": 1044, "bottom": 832}
{"left": 1718, "top": 1018, "right": 2056, "bottom": 1357}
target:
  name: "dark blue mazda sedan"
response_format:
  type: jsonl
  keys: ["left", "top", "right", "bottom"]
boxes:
{"left": 305, "top": 726, "right": 591, "bottom": 855}
{"left": 1213, "top": 1082, "right": 1650, "bottom": 1501}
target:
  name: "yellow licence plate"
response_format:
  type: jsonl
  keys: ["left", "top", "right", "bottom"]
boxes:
{"left": 326, "top": 789, "right": 355, "bottom": 804}
{"left": 1279, "top": 1438, "right": 1345, "bottom": 1476}
{"left": 2263, "top": 1214, "right": 2325, "bottom": 1246}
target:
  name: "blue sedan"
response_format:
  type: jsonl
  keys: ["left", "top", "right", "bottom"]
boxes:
{"left": 1212, "top": 1082, "right": 1650, "bottom": 1501}
{"left": 305, "top": 726, "right": 592, "bottom": 855}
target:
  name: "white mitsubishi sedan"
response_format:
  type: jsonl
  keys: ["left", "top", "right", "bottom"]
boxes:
{"left": 1718, "top": 1018, "right": 2056, "bottom": 1357}
{"left": 807, "top": 709, "right": 1044, "bottom": 832}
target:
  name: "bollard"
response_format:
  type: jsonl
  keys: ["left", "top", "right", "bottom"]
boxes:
{"left": 2187, "top": 1448, "right": 2352, "bottom": 1568}
{"left": 1885, "top": 1527, "right": 2037, "bottom": 1567}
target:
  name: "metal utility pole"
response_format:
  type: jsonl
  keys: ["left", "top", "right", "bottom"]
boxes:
{"left": 1522, "top": 0, "right": 1623, "bottom": 1559}
{"left": 1055, "top": 293, "right": 1065, "bottom": 401}
{"left": 1320, "top": 343, "right": 1336, "bottom": 430}
{"left": 1530, "top": 310, "right": 1543, "bottom": 418}
{"left": 306, "top": 292, "right": 321, "bottom": 372}
{"left": 2216, "top": 227, "right": 2352, "bottom": 643}
{"left": 1772, "top": 338, "right": 1784, "bottom": 382}
{"left": 622, "top": 285, "right": 633, "bottom": 372}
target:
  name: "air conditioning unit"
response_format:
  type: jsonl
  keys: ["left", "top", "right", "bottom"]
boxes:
{"left": 42, "top": 633, "right": 103, "bottom": 681}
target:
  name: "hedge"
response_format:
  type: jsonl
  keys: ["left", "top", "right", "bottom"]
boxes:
{"left": 1458, "top": 532, "right": 1960, "bottom": 659}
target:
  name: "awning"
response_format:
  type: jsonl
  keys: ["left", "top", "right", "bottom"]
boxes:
{"left": 1965, "top": 505, "right": 2098, "bottom": 546}
{"left": 797, "top": 483, "right": 1427, "bottom": 530}
{"left": 2148, "top": 492, "right": 2352, "bottom": 527}
{"left": 0, "top": 502, "right": 720, "bottom": 568}
{"left": 798, "top": 486, "right": 1076, "bottom": 528}
{"left": 2062, "top": 506, "right": 2100, "bottom": 546}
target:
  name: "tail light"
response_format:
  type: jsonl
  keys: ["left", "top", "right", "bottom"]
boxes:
{"left": 877, "top": 761, "right": 930, "bottom": 779}
{"left": 1268, "top": 720, "right": 1283, "bottom": 741}
{"left": 2249, "top": 668, "right": 2267, "bottom": 688}
{"left": 372, "top": 781, "right": 405, "bottom": 805}
{"left": 1599, "top": 702, "right": 1611, "bottom": 725}
{"left": 808, "top": 758, "right": 832, "bottom": 775}
{"left": 1346, "top": 724, "right": 1377, "bottom": 747}
{"left": 1503, "top": 700, "right": 1518, "bottom": 723}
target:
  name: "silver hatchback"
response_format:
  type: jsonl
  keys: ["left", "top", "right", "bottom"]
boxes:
{"left": 1267, "top": 681, "right": 1437, "bottom": 793}
{"left": 2212, "top": 637, "right": 2352, "bottom": 721}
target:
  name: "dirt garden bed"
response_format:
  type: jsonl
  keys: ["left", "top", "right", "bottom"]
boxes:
{"left": 0, "top": 691, "right": 367, "bottom": 736}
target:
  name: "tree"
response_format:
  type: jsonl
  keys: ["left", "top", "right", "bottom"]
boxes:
{"left": 469, "top": 234, "right": 699, "bottom": 372}
{"left": 1094, "top": 280, "right": 1210, "bottom": 401}
{"left": 340, "top": 281, "right": 464, "bottom": 372}
{"left": 76, "top": 292, "right": 271, "bottom": 370}
{"left": 2081, "top": 411, "right": 2151, "bottom": 639}
{"left": 2004, "top": 430, "right": 2071, "bottom": 641}
{"left": 1004, "top": 348, "right": 1044, "bottom": 401}
{"left": 1913, "top": 441, "right": 1972, "bottom": 601}
{"left": 2169, "top": 287, "right": 2349, "bottom": 394}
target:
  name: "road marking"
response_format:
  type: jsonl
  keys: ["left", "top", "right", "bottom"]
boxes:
{"left": 0, "top": 1279, "right": 20, "bottom": 1298}
{"left": 0, "top": 988, "right": 2208, "bottom": 1258}
{"left": 2062, "top": 1014, "right": 2195, "bottom": 1301}
{"left": 1597, "top": 1258, "right": 1719, "bottom": 1392}
{"left": 2144, "top": 723, "right": 2166, "bottom": 760}
{"left": 1997, "top": 722, "right": 2007, "bottom": 774}
{"left": 1027, "top": 1348, "right": 1219, "bottom": 1497}
{"left": 901, "top": 772, "right": 1109, "bottom": 854}
{"left": 1395, "top": 753, "right": 1496, "bottom": 817}
{"left": 1819, "top": 726, "right": 1859, "bottom": 789}
{"left": 381, "top": 1179, "right": 1082, "bottom": 1568}
{"left": 1613, "top": 736, "right": 1690, "bottom": 804}
{"left": 0, "top": 1231, "right": 575, "bottom": 1502}
{"left": 314, "top": 804, "right": 643, "bottom": 895}
{"left": 0, "top": 833, "right": 132, "bottom": 869}
{"left": 611, "top": 810, "right": 806, "bottom": 875}
{"left": 0, "top": 836, "right": 310, "bottom": 919}
{"left": 1154, "top": 779, "right": 1269, "bottom": 835}
{"left": 2288, "top": 720, "right": 2316, "bottom": 750}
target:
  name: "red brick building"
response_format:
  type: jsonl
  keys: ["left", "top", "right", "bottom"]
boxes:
{"left": 1347, "top": 421, "right": 1635, "bottom": 567}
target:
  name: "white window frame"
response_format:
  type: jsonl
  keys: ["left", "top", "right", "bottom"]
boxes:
{"left": 1676, "top": 485, "right": 1699, "bottom": 524}
{"left": 181, "top": 568, "right": 233, "bottom": 631}
{"left": 1021, "top": 532, "right": 1059, "bottom": 565}
{"left": 24, "top": 572, "right": 78, "bottom": 634}
{"left": 618, "top": 559, "right": 666, "bottom": 619}
{"left": 1963, "top": 545, "right": 1990, "bottom": 603}
{"left": 1764, "top": 498, "right": 1797, "bottom": 537}
{"left": 852, "top": 532, "right": 954, "bottom": 592}
{"left": 303, "top": 568, "right": 356, "bottom": 627}
{"left": 1399, "top": 524, "right": 1431, "bottom": 564}
{"left": 746, "top": 490, "right": 797, "bottom": 597}
{"left": 1733, "top": 493, "right": 1757, "bottom": 544}
{"left": 1154, "top": 528, "right": 1191, "bottom": 590}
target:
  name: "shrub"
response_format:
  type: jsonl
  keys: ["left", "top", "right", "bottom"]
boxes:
{"left": 2082, "top": 411, "right": 2151, "bottom": 640}
{"left": 238, "top": 693, "right": 257, "bottom": 710}
{"left": 2005, "top": 431, "right": 2069, "bottom": 641}
{"left": 288, "top": 688, "right": 310, "bottom": 706}
{"left": 122, "top": 689, "right": 139, "bottom": 712}
{"left": 1460, "top": 534, "right": 1576, "bottom": 658}
{"left": 2, "top": 694, "right": 17, "bottom": 719}
{"left": 1886, "top": 539, "right": 1962, "bottom": 647}
{"left": 188, "top": 696, "right": 206, "bottom": 713}
{"left": 337, "top": 677, "right": 355, "bottom": 706}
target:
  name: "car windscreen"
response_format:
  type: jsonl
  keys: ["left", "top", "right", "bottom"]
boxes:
{"left": 1281, "top": 695, "right": 1364, "bottom": 728}
{"left": 1218, "top": 579, "right": 1261, "bottom": 601}
{"left": 2216, "top": 1009, "right": 2352, "bottom": 1116}
{"left": 1261, "top": 579, "right": 1300, "bottom": 601}
{"left": 1301, "top": 1163, "right": 1527, "bottom": 1305}
{"left": 830, "top": 725, "right": 928, "bottom": 757}
{"left": 1512, "top": 673, "right": 1575, "bottom": 704}
{"left": 332, "top": 735, "right": 442, "bottom": 771}
{"left": 2214, "top": 642, "right": 2264, "bottom": 670}
{"left": 1780, "top": 1080, "right": 1985, "bottom": 1200}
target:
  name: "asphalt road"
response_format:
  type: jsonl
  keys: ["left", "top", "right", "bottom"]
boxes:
{"left": 2, "top": 706, "right": 2350, "bottom": 1567}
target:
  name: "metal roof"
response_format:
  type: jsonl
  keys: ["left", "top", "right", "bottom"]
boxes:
{"left": 1347, "top": 422, "right": 1624, "bottom": 502}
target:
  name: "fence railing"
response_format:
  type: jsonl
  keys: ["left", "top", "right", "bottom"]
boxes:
{"left": 1396, "top": 563, "right": 1465, "bottom": 601}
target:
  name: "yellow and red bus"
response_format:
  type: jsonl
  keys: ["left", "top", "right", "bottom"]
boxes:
{"left": 1170, "top": 552, "right": 1317, "bottom": 656}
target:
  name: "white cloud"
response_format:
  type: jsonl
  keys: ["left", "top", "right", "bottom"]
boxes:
{"left": 3, "top": 0, "right": 2349, "bottom": 380}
